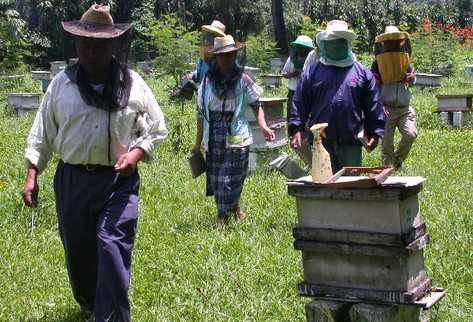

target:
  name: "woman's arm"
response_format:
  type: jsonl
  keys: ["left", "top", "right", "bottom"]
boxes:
{"left": 254, "top": 102, "right": 275, "bottom": 141}
{"left": 192, "top": 117, "right": 204, "bottom": 152}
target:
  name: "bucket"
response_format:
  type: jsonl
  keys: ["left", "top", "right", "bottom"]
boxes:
{"left": 269, "top": 153, "right": 307, "bottom": 179}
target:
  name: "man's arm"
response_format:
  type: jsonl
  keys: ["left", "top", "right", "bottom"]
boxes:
{"left": 362, "top": 69, "right": 386, "bottom": 148}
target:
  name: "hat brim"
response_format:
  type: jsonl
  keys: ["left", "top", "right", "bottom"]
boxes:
{"left": 375, "top": 31, "right": 410, "bottom": 43}
{"left": 62, "top": 21, "right": 132, "bottom": 39}
{"left": 316, "top": 30, "right": 357, "bottom": 46}
{"left": 209, "top": 43, "right": 244, "bottom": 55}
{"left": 290, "top": 41, "right": 314, "bottom": 49}
{"left": 201, "top": 25, "right": 226, "bottom": 37}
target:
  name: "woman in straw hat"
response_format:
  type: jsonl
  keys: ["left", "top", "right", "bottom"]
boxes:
{"left": 22, "top": 4, "right": 167, "bottom": 321}
{"left": 192, "top": 35, "right": 275, "bottom": 227}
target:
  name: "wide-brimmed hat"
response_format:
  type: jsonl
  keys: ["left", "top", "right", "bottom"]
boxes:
{"left": 201, "top": 20, "right": 226, "bottom": 37}
{"left": 315, "top": 20, "right": 357, "bottom": 46}
{"left": 62, "top": 4, "right": 132, "bottom": 39}
{"left": 209, "top": 35, "right": 243, "bottom": 54}
{"left": 375, "top": 26, "right": 410, "bottom": 43}
{"left": 290, "top": 35, "right": 315, "bottom": 49}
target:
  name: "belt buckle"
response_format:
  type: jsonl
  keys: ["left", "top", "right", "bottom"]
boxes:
{"left": 85, "top": 165, "right": 95, "bottom": 171}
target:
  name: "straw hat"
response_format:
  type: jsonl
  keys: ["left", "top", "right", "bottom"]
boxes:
{"left": 208, "top": 35, "right": 243, "bottom": 54}
{"left": 62, "top": 4, "right": 132, "bottom": 39}
{"left": 315, "top": 20, "right": 357, "bottom": 46}
{"left": 290, "top": 35, "right": 315, "bottom": 49}
{"left": 201, "top": 20, "right": 226, "bottom": 37}
{"left": 375, "top": 26, "right": 410, "bottom": 43}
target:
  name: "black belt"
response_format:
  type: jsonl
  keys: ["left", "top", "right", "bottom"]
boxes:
{"left": 64, "top": 162, "right": 115, "bottom": 172}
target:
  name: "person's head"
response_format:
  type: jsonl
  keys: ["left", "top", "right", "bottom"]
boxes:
{"left": 295, "top": 47, "right": 312, "bottom": 58}
{"left": 62, "top": 4, "right": 133, "bottom": 110}
{"left": 75, "top": 36, "right": 113, "bottom": 78}
{"left": 290, "top": 35, "right": 314, "bottom": 59}
{"left": 62, "top": 4, "right": 132, "bottom": 79}
{"left": 323, "top": 38, "right": 349, "bottom": 61}
{"left": 209, "top": 35, "right": 243, "bottom": 76}
{"left": 375, "top": 26, "right": 411, "bottom": 56}
{"left": 216, "top": 51, "right": 237, "bottom": 74}
{"left": 315, "top": 20, "right": 356, "bottom": 66}
{"left": 200, "top": 20, "right": 226, "bottom": 60}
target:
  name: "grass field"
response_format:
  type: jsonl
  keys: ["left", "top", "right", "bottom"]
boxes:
{"left": 0, "top": 73, "right": 472, "bottom": 321}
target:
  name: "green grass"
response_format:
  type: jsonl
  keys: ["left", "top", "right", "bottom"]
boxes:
{"left": 0, "top": 73, "right": 472, "bottom": 321}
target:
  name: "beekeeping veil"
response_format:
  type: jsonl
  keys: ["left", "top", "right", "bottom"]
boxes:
{"left": 374, "top": 26, "right": 412, "bottom": 84}
{"left": 61, "top": 4, "right": 133, "bottom": 111}
{"left": 206, "top": 34, "right": 247, "bottom": 100}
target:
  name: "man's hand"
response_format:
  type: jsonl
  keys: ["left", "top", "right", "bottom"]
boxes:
{"left": 22, "top": 165, "right": 39, "bottom": 208}
{"left": 261, "top": 126, "right": 276, "bottom": 141}
{"left": 365, "top": 135, "right": 379, "bottom": 150}
{"left": 402, "top": 72, "right": 415, "bottom": 84}
{"left": 283, "top": 70, "right": 301, "bottom": 79}
{"left": 383, "top": 105, "right": 392, "bottom": 117}
{"left": 114, "top": 148, "right": 145, "bottom": 176}
{"left": 290, "top": 131, "right": 303, "bottom": 149}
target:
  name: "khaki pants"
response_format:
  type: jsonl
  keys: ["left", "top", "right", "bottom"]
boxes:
{"left": 382, "top": 106, "right": 417, "bottom": 168}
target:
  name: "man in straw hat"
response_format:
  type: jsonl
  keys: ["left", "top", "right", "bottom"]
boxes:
{"left": 371, "top": 26, "right": 416, "bottom": 170}
{"left": 289, "top": 20, "right": 385, "bottom": 172}
{"left": 22, "top": 4, "right": 167, "bottom": 321}
{"left": 173, "top": 20, "right": 226, "bottom": 100}
{"left": 193, "top": 20, "right": 226, "bottom": 85}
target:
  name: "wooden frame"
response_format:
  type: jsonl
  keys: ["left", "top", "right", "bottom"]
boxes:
{"left": 294, "top": 234, "right": 429, "bottom": 257}
{"left": 293, "top": 223, "right": 427, "bottom": 247}
{"left": 323, "top": 166, "right": 394, "bottom": 188}
{"left": 304, "top": 287, "right": 446, "bottom": 309}
{"left": 298, "top": 278, "right": 433, "bottom": 304}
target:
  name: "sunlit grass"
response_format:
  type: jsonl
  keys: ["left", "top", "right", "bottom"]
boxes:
{"left": 0, "top": 73, "right": 471, "bottom": 321}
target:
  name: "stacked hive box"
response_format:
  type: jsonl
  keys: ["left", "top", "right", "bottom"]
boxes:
{"left": 260, "top": 74, "right": 283, "bottom": 88}
{"left": 288, "top": 176, "right": 444, "bottom": 322}
{"left": 248, "top": 97, "right": 287, "bottom": 172}
{"left": 7, "top": 93, "right": 41, "bottom": 116}
{"left": 50, "top": 61, "right": 67, "bottom": 78}
{"left": 270, "top": 57, "right": 284, "bottom": 73}
{"left": 436, "top": 94, "right": 472, "bottom": 127}
{"left": 414, "top": 73, "right": 442, "bottom": 88}
{"left": 31, "top": 70, "right": 51, "bottom": 93}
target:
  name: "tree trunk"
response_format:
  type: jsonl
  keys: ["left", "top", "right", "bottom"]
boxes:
{"left": 176, "top": 0, "right": 186, "bottom": 24}
{"left": 28, "top": 0, "right": 40, "bottom": 29}
{"left": 271, "top": 0, "right": 289, "bottom": 55}
{"left": 303, "top": 0, "right": 312, "bottom": 16}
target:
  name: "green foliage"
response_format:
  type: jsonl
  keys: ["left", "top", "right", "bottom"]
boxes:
{"left": 245, "top": 32, "right": 279, "bottom": 71}
{"left": 184, "top": 0, "right": 269, "bottom": 39}
{"left": 410, "top": 29, "right": 458, "bottom": 75}
{"left": 297, "top": 16, "right": 320, "bottom": 41}
{"left": 146, "top": 14, "right": 199, "bottom": 86}
{"left": 130, "top": 1, "right": 156, "bottom": 61}
{"left": 0, "top": 6, "right": 33, "bottom": 72}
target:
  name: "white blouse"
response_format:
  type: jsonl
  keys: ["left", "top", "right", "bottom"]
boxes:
{"left": 197, "top": 73, "right": 262, "bottom": 114}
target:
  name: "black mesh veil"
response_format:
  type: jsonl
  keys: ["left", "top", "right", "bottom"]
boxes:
{"left": 206, "top": 44, "right": 247, "bottom": 100}
{"left": 64, "top": 29, "right": 133, "bottom": 112}
{"left": 374, "top": 38, "right": 412, "bottom": 56}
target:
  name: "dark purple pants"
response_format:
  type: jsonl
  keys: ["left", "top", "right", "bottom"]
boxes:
{"left": 54, "top": 161, "right": 140, "bottom": 322}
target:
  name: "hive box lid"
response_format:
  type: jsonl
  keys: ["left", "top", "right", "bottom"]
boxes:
{"left": 288, "top": 176, "right": 425, "bottom": 201}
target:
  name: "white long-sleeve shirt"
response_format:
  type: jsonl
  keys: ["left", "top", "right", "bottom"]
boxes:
{"left": 282, "top": 58, "right": 299, "bottom": 91}
{"left": 25, "top": 70, "right": 168, "bottom": 173}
